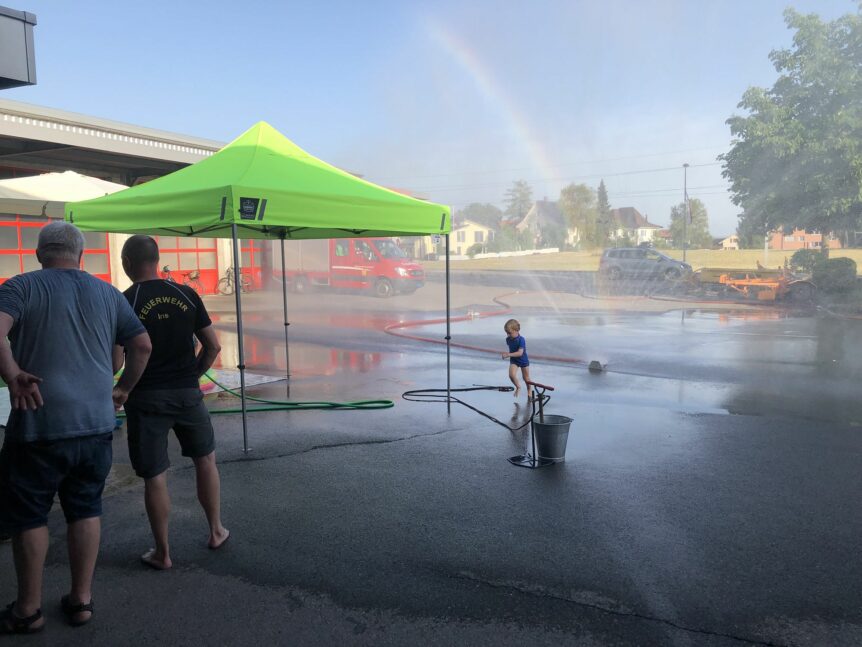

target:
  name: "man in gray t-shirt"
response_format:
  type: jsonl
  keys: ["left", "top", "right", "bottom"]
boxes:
{"left": 0, "top": 222, "right": 151, "bottom": 633}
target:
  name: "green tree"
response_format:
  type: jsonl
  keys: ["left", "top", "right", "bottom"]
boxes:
{"left": 736, "top": 215, "right": 766, "bottom": 249}
{"left": 495, "top": 226, "right": 532, "bottom": 252}
{"left": 456, "top": 203, "right": 502, "bottom": 229}
{"left": 558, "top": 183, "right": 597, "bottom": 247}
{"left": 539, "top": 223, "right": 566, "bottom": 249}
{"left": 721, "top": 6, "right": 862, "bottom": 242}
{"left": 595, "top": 179, "right": 612, "bottom": 245}
{"left": 669, "top": 198, "right": 712, "bottom": 248}
{"left": 503, "top": 180, "right": 533, "bottom": 221}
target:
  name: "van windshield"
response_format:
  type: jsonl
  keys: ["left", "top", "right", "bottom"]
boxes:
{"left": 374, "top": 239, "right": 407, "bottom": 259}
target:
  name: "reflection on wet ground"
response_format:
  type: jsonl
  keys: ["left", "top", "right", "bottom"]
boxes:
{"left": 213, "top": 328, "right": 385, "bottom": 378}
{"left": 204, "top": 290, "right": 862, "bottom": 426}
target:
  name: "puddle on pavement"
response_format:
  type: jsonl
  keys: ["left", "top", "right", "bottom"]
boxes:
{"left": 205, "top": 304, "right": 862, "bottom": 426}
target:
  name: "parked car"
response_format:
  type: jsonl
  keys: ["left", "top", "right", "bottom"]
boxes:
{"left": 599, "top": 247, "right": 692, "bottom": 280}
{"left": 281, "top": 238, "right": 424, "bottom": 297}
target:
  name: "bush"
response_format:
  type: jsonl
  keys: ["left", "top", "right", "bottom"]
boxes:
{"left": 539, "top": 224, "right": 566, "bottom": 249}
{"left": 466, "top": 243, "right": 484, "bottom": 258}
{"left": 812, "top": 257, "right": 858, "bottom": 292}
{"left": 790, "top": 248, "right": 827, "bottom": 273}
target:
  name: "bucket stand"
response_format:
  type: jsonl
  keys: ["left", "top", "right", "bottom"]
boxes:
{"left": 508, "top": 380, "right": 557, "bottom": 469}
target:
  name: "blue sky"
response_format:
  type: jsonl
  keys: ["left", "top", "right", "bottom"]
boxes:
{"left": 4, "top": 0, "right": 857, "bottom": 236}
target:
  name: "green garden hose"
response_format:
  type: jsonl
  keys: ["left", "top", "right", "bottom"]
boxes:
{"left": 202, "top": 371, "right": 394, "bottom": 412}
{"left": 116, "top": 370, "right": 394, "bottom": 419}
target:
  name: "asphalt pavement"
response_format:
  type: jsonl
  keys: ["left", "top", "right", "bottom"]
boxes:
{"left": 2, "top": 279, "right": 860, "bottom": 646}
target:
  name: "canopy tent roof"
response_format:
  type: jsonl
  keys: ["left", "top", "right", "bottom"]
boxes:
{"left": 0, "top": 170, "right": 127, "bottom": 218}
{"left": 65, "top": 122, "right": 450, "bottom": 240}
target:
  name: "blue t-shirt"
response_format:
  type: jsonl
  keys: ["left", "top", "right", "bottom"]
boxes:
{"left": 0, "top": 269, "right": 145, "bottom": 442}
{"left": 506, "top": 334, "right": 529, "bottom": 367}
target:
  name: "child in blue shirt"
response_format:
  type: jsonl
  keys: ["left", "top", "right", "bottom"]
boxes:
{"left": 502, "top": 318, "right": 532, "bottom": 399}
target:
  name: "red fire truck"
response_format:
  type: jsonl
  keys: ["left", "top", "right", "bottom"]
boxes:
{"left": 282, "top": 238, "right": 424, "bottom": 297}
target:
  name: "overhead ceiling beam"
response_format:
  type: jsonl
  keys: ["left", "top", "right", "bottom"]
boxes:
{"left": 0, "top": 155, "right": 184, "bottom": 178}
{"left": 0, "top": 143, "right": 74, "bottom": 159}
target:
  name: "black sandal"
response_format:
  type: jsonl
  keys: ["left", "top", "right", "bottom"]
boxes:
{"left": 60, "top": 595, "right": 94, "bottom": 627}
{"left": 0, "top": 601, "right": 44, "bottom": 634}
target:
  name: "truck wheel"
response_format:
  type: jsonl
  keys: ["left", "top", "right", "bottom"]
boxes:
{"left": 664, "top": 267, "right": 681, "bottom": 280}
{"left": 607, "top": 267, "right": 621, "bottom": 280}
{"left": 787, "top": 281, "right": 815, "bottom": 303}
{"left": 374, "top": 278, "right": 394, "bottom": 298}
{"left": 293, "top": 275, "right": 309, "bottom": 294}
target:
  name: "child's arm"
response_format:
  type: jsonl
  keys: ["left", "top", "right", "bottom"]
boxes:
{"left": 503, "top": 336, "right": 526, "bottom": 359}
{"left": 502, "top": 345, "right": 525, "bottom": 359}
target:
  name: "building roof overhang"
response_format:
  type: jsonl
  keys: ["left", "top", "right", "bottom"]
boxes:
{"left": 0, "top": 98, "right": 223, "bottom": 183}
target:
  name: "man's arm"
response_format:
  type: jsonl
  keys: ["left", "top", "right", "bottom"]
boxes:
{"left": 194, "top": 325, "right": 221, "bottom": 377}
{"left": 112, "top": 344, "right": 125, "bottom": 375}
{"left": 0, "top": 312, "right": 43, "bottom": 410}
{"left": 112, "top": 331, "right": 152, "bottom": 410}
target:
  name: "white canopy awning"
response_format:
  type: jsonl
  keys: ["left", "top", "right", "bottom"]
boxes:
{"left": 0, "top": 170, "right": 127, "bottom": 218}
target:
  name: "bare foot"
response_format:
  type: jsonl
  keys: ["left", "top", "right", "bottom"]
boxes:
{"left": 513, "top": 386, "right": 521, "bottom": 398}
{"left": 208, "top": 527, "right": 230, "bottom": 550}
{"left": 141, "top": 548, "right": 172, "bottom": 570}
{"left": 527, "top": 390, "right": 534, "bottom": 401}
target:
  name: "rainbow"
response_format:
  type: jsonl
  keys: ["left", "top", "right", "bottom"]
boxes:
{"left": 426, "top": 19, "right": 559, "bottom": 187}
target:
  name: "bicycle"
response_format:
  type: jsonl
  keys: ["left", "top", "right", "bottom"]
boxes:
{"left": 161, "top": 266, "right": 204, "bottom": 293}
{"left": 161, "top": 265, "right": 177, "bottom": 283}
{"left": 180, "top": 269, "right": 203, "bottom": 293}
{"left": 217, "top": 266, "right": 251, "bottom": 295}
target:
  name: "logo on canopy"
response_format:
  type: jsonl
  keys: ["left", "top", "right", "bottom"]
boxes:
{"left": 239, "top": 197, "right": 260, "bottom": 220}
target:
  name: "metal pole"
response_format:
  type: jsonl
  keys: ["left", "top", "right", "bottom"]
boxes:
{"left": 530, "top": 390, "right": 538, "bottom": 467}
{"left": 231, "top": 224, "right": 249, "bottom": 453}
{"left": 445, "top": 233, "right": 451, "bottom": 415}
{"left": 683, "top": 163, "right": 689, "bottom": 263}
{"left": 280, "top": 236, "right": 290, "bottom": 389}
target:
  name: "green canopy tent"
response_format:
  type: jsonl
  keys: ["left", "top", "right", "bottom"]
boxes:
{"left": 66, "top": 122, "right": 452, "bottom": 452}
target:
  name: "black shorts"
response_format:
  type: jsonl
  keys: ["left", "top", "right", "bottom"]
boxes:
{"left": 0, "top": 432, "right": 113, "bottom": 534}
{"left": 124, "top": 388, "right": 215, "bottom": 479}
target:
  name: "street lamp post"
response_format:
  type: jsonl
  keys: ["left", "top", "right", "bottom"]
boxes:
{"left": 683, "top": 163, "right": 690, "bottom": 263}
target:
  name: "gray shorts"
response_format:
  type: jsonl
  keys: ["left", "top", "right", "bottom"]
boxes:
{"left": 124, "top": 388, "right": 215, "bottom": 479}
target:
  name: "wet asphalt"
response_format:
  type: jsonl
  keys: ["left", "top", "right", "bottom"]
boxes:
{"left": 1, "top": 276, "right": 861, "bottom": 646}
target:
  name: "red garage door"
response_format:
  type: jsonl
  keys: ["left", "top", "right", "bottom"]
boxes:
{"left": 0, "top": 215, "right": 110, "bottom": 283}
{"left": 154, "top": 236, "right": 219, "bottom": 295}
{"left": 241, "top": 239, "right": 263, "bottom": 289}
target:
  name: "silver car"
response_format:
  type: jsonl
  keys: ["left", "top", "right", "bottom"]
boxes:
{"left": 599, "top": 247, "right": 692, "bottom": 280}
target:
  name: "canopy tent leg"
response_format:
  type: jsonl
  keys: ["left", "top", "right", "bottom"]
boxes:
{"left": 280, "top": 236, "right": 290, "bottom": 395}
{"left": 231, "top": 224, "right": 250, "bottom": 453}
{"left": 445, "top": 233, "right": 451, "bottom": 414}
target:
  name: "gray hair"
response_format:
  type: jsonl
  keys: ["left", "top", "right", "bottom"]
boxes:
{"left": 37, "top": 221, "right": 86, "bottom": 264}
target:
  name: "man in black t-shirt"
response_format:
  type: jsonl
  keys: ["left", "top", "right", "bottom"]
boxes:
{"left": 115, "top": 235, "right": 229, "bottom": 570}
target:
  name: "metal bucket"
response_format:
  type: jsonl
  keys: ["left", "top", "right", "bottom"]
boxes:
{"left": 533, "top": 415, "right": 572, "bottom": 462}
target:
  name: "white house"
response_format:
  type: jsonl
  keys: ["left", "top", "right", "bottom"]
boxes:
{"left": 720, "top": 234, "right": 740, "bottom": 250}
{"left": 609, "top": 207, "right": 661, "bottom": 245}
{"left": 516, "top": 200, "right": 574, "bottom": 246}
{"left": 451, "top": 219, "right": 495, "bottom": 256}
